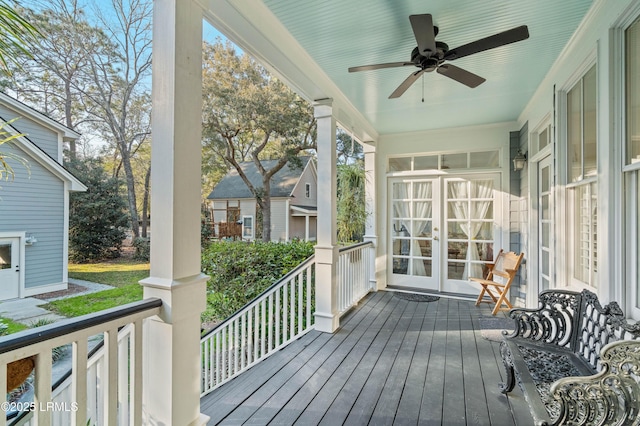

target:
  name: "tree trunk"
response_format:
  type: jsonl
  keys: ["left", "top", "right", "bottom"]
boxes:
{"left": 64, "top": 81, "right": 75, "bottom": 159}
{"left": 120, "top": 146, "right": 140, "bottom": 238}
{"left": 261, "top": 179, "right": 272, "bottom": 242}
{"left": 141, "top": 165, "right": 151, "bottom": 238}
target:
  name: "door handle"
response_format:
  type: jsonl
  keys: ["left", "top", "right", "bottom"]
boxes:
{"left": 15, "top": 265, "right": 19, "bottom": 272}
{"left": 433, "top": 236, "right": 439, "bottom": 241}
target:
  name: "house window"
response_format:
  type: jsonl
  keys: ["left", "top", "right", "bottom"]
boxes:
{"left": 566, "top": 65, "right": 597, "bottom": 288}
{"left": 305, "top": 183, "right": 310, "bottom": 198}
{"left": 388, "top": 150, "right": 500, "bottom": 172}
{"left": 242, "top": 216, "right": 254, "bottom": 239}
{"left": 626, "top": 16, "right": 640, "bottom": 312}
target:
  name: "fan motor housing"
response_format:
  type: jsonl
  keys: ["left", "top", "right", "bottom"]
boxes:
{"left": 411, "top": 41, "right": 449, "bottom": 70}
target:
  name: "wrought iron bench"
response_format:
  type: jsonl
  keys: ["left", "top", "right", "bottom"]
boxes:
{"left": 499, "top": 289, "right": 640, "bottom": 426}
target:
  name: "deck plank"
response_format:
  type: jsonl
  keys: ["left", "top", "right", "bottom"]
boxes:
{"left": 200, "top": 291, "right": 534, "bottom": 426}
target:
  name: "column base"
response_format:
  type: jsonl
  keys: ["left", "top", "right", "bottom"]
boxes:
{"left": 314, "top": 311, "right": 339, "bottom": 333}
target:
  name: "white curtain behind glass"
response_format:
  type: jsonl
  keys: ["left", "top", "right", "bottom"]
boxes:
{"left": 448, "top": 180, "right": 493, "bottom": 279}
{"left": 412, "top": 182, "right": 432, "bottom": 276}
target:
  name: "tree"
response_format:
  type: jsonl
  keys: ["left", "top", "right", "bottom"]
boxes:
{"left": 337, "top": 161, "right": 367, "bottom": 243}
{"left": 8, "top": 0, "right": 152, "bottom": 239}
{"left": 9, "top": 0, "right": 105, "bottom": 159}
{"left": 67, "top": 157, "right": 129, "bottom": 262}
{"left": 202, "top": 40, "right": 316, "bottom": 241}
{"left": 0, "top": 0, "right": 39, "bottom": 75}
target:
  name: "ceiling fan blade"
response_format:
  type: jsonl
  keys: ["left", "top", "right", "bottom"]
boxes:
{"left": 409, "top": 14, "right": 437, "bottom": 57}
{"left": 389, "top": 69, "right": 425, "bottom": 99}
{"left": 444, "top": 25, "right": 529, "bottom": 61}
{"left": 437, "top": 64, "right": 485, "bottom": 88}
{"left": 348, "top": 62, "right": 414, "bottom": 72}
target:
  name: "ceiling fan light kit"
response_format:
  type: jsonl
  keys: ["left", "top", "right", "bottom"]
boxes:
{"left": 348, "top": 14, "right": 530, "bottom": 98}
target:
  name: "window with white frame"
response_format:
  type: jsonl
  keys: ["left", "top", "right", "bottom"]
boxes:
{"left": 242, "top": 216, "right": 254, "bottom": 239}
{"left": 567, "top": 65, "right": 598, "bottom": 288}
{"left": 626, "top": 16, "right": 640, "bottom": 312}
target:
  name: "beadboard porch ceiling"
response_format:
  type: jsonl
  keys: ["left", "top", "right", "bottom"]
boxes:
{"left": 203, "top": 0, "right": 594, "bottom": 141}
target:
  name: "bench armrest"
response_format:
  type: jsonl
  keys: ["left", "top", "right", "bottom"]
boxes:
{"left": 505, "top": 290, "right": 581, "bottom": 346}
{"left": 548, "top": 340, "right": 640, "bottom": 426}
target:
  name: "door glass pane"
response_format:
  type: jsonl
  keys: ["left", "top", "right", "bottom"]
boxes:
{"left": 541, "top": 194, "right": 550, "bottom": 220}
{"left": 393, "top": 258, "right": 409, "bottom": 274}
{"left": 413, "top": 259, "right": 431, "bottom": 277}
{"left": 541, "top": 166, "right": 550, "bottom": 192}
{"left": 414, "top": 156, "right": 438, "bottom": 170}
{"left": 542, "top": 250, "right": 550, "bottom": 275}
{"left": 413, "top": 201, "right": 432, "bottom": 220}
{"left": 389, "top": 157, "right": 411, "bottom": 172}
{"left": 539, "top": 126, "right": 549, "bottom": 151}
{"left": 448, "top": 262, "right": 465, "bottom": 279}
{"left": 448, "top": 241, "right": 467, "bottom": 260}
{"left": 626, "top": 17, "right": 640, "bottom": 165}
{"left": 413, "top": 181, "right": 432, "bottom": 199}
{"left": 474, "top": 242, "right": 494, "bottom": 262}
{"left": 447, "top": 221, "right": 466, "bottom": 239}
{"left": 542, "top": 222, "right": 550, "bottom": 247}
{"left": 392, "top": 239, "right": 410, "bottom": 256}
{"left": 568, "top": 82, "right": 583, "bottom": 182}
{"left": 392, "top": 182, "right": 409, "bottom": 199}
{"left": 392, "top": 202, "right": 410, "bottom": 219}
{"left": 441, "top": 153, "right": 467, "bottom": 169}
{"left": 469, "top": 151, "right": 499, "bottom": 168}
{"left": 472, "top": 202, "right": 492, "bottom": 219}
{"left": 413, "top": 240, "right": 431, "bottom": 257}
{"left": 470, "top": 222, "right": 493, "bottom": 240}
{"left": 412, "top": 220, "right": 431, "bottom": 237}
{"left": 0, "top": 243, "right": 11, "bottom": 270}
{"left": 583, "top": 66, "right": 597, "bottom": 178}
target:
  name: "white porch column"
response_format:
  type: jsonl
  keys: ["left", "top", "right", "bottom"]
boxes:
{"left": 314, "top": 99, "right": 339, "bottom": 333}
{"left": 362, "top": 143, "right": 380, "bottom": 290}
{"left": 140, "top": 1, "right": 208, "bottom": 425}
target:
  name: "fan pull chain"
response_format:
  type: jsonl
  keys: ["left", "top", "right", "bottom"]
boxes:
{"left": 422, "top": 73, "right": 425, "bottom": 103}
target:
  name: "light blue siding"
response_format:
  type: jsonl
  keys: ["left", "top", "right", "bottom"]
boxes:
{"left": 0, "top": 143, "right": 65, "bottom": 288}
{"left": 0, "top": 104, "right": 60, "bottom": 160}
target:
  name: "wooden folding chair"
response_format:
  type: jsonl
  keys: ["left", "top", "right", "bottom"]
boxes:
{"left": 470, "top": 249, "right": 524, "bottom": 315}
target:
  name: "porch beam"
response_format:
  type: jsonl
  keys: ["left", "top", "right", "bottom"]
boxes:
{"left": 313, "top": 99, "right": 339, "bottom": 333}
{"left": 141, "top": 0, "right": 208, "bottom": 425}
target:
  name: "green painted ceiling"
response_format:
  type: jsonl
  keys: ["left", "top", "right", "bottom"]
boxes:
{"left": 263, "top": 0, "right": 594, "bottom": 134}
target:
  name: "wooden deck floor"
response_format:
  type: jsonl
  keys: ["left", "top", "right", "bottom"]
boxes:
{"left": 201, "top": 291, "right": 534, "bottom": 425}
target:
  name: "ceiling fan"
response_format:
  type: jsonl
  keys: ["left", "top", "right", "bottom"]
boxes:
{"left": 348, "top": 14, "right": 529, "bottom": 98}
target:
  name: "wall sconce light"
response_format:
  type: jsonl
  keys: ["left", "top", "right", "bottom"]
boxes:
{"left": 513, "top": 149, "right": 527, "bottom": 171}
{"left": 25, "top": 234, "right": 38, "bottom": 245}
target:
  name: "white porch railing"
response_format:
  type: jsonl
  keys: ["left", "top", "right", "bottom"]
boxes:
{"left": 200, "top": 256, "right": 316, "bottom": 396}
{"left": 337, "top": 241, "right": 375, "bottom": 315}
{"left": 1, "top": 298, "right": 162, "bottom": 426}
{"left": 200, "top": 241, "right": 376, "bottom": 397}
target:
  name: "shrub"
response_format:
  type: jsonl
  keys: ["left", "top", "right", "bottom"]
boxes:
{"left": 133, "top": 237, "right": 150, "bottom": 261}
{"left": 201, "top": 240, "right": 314, "bottom": 322}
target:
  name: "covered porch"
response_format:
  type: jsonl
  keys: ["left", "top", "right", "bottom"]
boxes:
{"left": 2, "top": 0, "right": 640, "bottom": 424}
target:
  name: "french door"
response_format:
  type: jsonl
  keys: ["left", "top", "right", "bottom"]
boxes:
{"left": 389, "top": 174, "right": 501, "bottom": 296}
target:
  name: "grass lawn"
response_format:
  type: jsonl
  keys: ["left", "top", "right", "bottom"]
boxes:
{"left": 0, "top": 317, "right": 28, "bottom": 334}
{"left": 43, "top": 259, "right": 149, "bottom": 318}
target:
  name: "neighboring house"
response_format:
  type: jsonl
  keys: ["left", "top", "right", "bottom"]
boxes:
{"left": 0, "top": 92, "right": 86, "bottom": 301}
{"left": 207, "top": 156, "right": 317, "bottom": 241}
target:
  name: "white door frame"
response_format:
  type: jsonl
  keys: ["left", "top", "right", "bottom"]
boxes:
{"left": 0, "top": 231, "right": 25, "bottom": 299}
